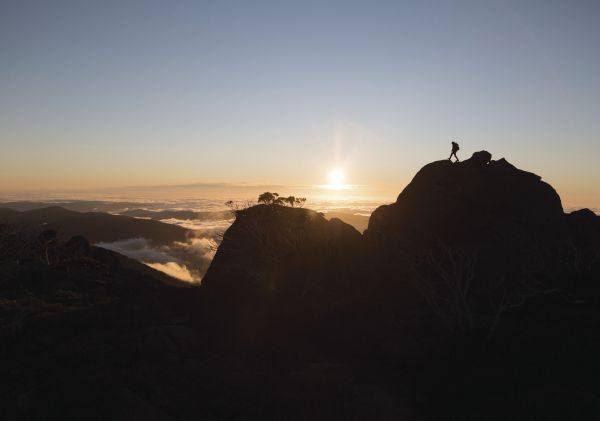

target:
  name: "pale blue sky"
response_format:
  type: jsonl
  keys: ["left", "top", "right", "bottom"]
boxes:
{"left": 1, "top": 0, "right": 599, "bottom": 206}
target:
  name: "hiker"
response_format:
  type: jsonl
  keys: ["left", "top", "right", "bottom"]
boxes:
{"left": 449, "top": 141, "right": 460, "bottom": 162}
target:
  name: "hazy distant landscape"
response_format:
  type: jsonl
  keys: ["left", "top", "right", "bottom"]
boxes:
{"left": 3, "top": 188, "right": 594, "bottom": 285}
{"left": 0, "top": 194, "right": 379, "bottom": 283}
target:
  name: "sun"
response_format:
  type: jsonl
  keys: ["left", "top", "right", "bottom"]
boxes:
{"left": 328, "top": 168, "right": 345, "bottom": 189}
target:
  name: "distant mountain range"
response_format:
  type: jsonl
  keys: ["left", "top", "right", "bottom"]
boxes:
{"left": 119, "top": 208, "right": 233, "bottom": 222}
{"left": 0, "top": 200, "right": 151, "bottom": 213}
{"left": 0, "top": 206, "right": 191, "bottom": 245}
{"left": 0, "top": 200, "right": 370, "bottom": 231}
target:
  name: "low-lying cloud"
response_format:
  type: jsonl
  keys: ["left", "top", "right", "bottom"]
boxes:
{"left": 96, "top": 237, "right": 176, "bottom": 264}
{"left": 145, "top": 262, "right": 195, "bottom": 283}
{"left": 95, "top": 213, "right": 232, "bottom": 284}
{"left": 96, "top": 235, "right": 219, "bottom": 284}
{"left": 158, "top": 217, "right": 233, "bottom": 235}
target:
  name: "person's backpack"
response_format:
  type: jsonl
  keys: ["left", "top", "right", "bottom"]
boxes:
{"left": 452, "top": 141, "right": 459, "bottom": 151}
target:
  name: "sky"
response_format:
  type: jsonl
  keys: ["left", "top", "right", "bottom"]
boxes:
{"left": 1, "top": 0, "right": 599, "bottom": 207}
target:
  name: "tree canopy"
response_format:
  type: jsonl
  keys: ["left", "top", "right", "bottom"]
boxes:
{"left": 257, "top": 192, "right": 306, "bottom": 208}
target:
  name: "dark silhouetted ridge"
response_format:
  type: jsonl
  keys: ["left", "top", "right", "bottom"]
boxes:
{"left": 0, "top": 206, "right": 191, "bottom": 245}
{"left": 202, "top": 204, "right": 365, "bottom": 345}
{"left": 364, "top": 152, "right": 571, "bottom": 307}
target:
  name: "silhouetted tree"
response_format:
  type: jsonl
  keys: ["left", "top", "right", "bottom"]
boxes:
{"left": 284, "top": 196, "right": 296, "bottom": 207}
{"left": 257, "top": 192, "right": 306, "bottom": 207}
{"left": 258, "top": 192, "right": 279, "bottom": 205}
{"left": 36, "top": 229, "right": 58, "bottom": 266}
{"left": 224, "top": 200, "right": 253, "bottom": 212}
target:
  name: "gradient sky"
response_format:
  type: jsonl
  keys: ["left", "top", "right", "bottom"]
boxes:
{"left": 1, "top": 0, "right": 599, "bottom": 207}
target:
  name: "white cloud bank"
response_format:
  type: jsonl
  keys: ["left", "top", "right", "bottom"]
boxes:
{"left": 96, "top": 235, "right": 218, "bottom": 284}
{"left": 145, "top": 262, "right": 195, "bottom": 283}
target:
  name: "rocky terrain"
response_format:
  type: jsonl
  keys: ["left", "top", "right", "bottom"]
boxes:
{"left": 2, "top": 151, "right": 600, "bottom": 420}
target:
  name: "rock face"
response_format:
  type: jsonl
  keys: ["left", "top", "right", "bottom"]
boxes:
{"left": 365, "top": 152, "right": 569, "bottom": 302}
{"left": 203, "top": 205, "right": 363, "bottom": 289}
{"left": 367, "top": 151, "right": 565, "bottom": 246}
{"left": 202, "top": 205, "right": 364, "bottom": 342}
{"left": 202, "top": 153, "right": 595, "bottom": 330}
{"left": 566, "top": 208, "right": 600, "bottom": 285}
{"left": 203, "top": 152, "right": 596, "bottom": 342}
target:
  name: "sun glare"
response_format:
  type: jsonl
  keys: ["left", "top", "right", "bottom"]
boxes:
{"left": 328, "top": 168, "right": 345, "bottom": 189}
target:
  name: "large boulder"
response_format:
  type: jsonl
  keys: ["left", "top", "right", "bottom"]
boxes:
{"left": 201, "top": 152, "right": 598, "bottom": 348}
{"left": 201, "top": 205, "right": 365, "bottom": 343}
{"left": 363, "top": 152, "right": 570, "bottom": 333}
{"left": 367, "top": 151, "right": 565, "bottom": 247}
{"left": 565, "top": 208, "right": 600, "bottom": 285}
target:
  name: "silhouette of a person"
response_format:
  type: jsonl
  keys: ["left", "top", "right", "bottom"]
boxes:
{"left": 449, "top": 141, "right": 460, "bottom": 162}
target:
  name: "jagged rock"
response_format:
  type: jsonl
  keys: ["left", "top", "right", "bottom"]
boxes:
{"left": 466, "top": 150, "right": 492, "bottom": 166}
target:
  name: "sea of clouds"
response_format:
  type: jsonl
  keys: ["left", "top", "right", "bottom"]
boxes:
{"left": 96, "top": 236, "right": 218, "bottom": 284}
{"left": 94, "top": 196, "right": 384, "bottom": 284}
{"left": 4, "top": 188, "right": 597, "bottom": 284}
{"left": 0, "top": 190, "right": 390, "bottom": 284}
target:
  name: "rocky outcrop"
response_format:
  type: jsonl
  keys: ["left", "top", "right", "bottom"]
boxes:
{"left": 365, "top": 152, "right": 569, "bottom": 298}
{"left": 203, "top": 205, "right": 363, "bottom": 291}
{"left": 566, "top": 208, "right": 600, "bottom": 284}
{"left": 352, "top": 151, "right": 586, "bottom": 344}
{"left": 202, "top": 153, "right": 598, "bottom": 340}
{"left": 367, "top": 151, "right": 565, "bottom": 247}
{"left": 201, "top": 205, "right": 364, "bottom": 342}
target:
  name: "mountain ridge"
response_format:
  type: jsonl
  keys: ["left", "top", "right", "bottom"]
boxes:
{"left": 0, "top": 206, "right": 192, "bottom": 245}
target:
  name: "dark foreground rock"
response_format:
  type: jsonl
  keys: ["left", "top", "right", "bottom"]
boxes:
{"left": 359, "top": 152, "right": 577, "bottom": 345}
{"left": 202, "top": 204, "right": 365, "bottom": 347}
{"left": 2, "top": 152, "right": 600, "bottom": 420}
{"left": 366, "top": 152, "right": 568, "bottom": 284}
